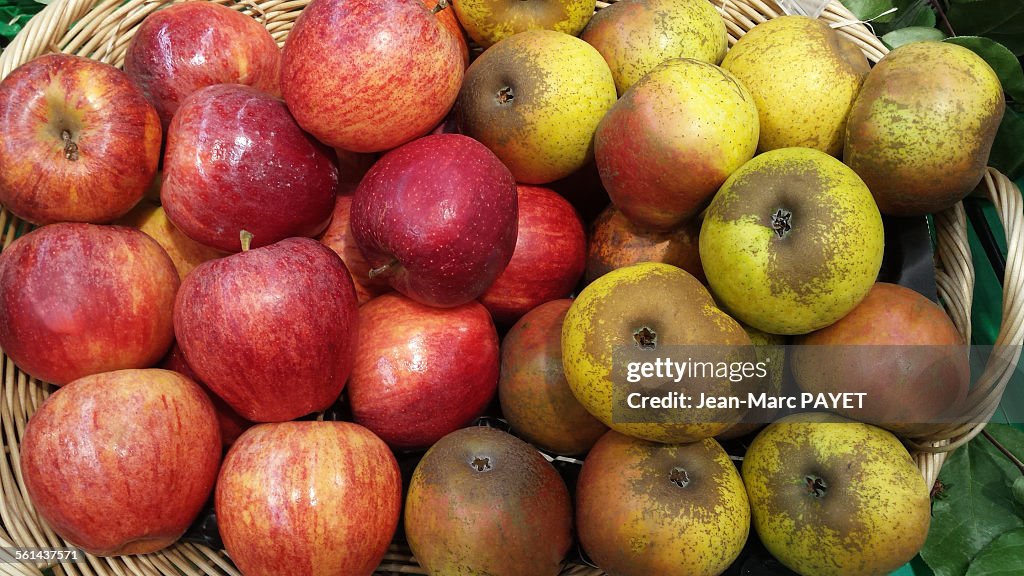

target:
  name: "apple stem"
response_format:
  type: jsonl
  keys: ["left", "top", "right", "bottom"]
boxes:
{"left": 982, "top": 429, "right": 1024, "bottom": 476}
{"left": 369, "top": 259, "right": 399, "bottom": 280}
{"left": 61, "top": 130, "right": 79, "bottom": 161}
{"left": 240, "top": 230, "right": 254, "bottom": 252}
{"left": 430, "top": 0, "right": 449, "bottom": 14}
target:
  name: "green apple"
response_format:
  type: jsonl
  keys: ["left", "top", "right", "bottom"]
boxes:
{"left": 582, "top": 0, "right": 727, "bottom": 95}
{"left": 699, "top": 147, "right": 883, "bottom": 335}
{"left": 451, "top": 0, "right": 595, "bottom": 49}
{"left": 458, "top": 29, "right": 617, "bottom": 184}
{"left": 743, "top": 412, "right": 931, "bottom": 576}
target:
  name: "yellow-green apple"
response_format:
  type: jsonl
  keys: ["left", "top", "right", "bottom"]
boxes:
{"left": 584, "top": 204, "right": 704, "bottom": 285}
{"left": 793, "top": 282, "right": 969, "bottom": 435}
{"left": 160, "top": 343, "right": 252, "bottom": 446}
{"left": 174, "top": 237, "right": 358, "bottom": 422}
{"left": 405, "top": 426, "right": 572, "bottom": 576}
{"left": 576, "top": 431, "right": 749, "bottom": 576}
{"left": 479, "top": 185, "right": 586, "bottom": 325}
{"left": 0, "top": 223, "right": 177, "bottom": 385}
{"left": 458, "top": 29, "right": 617, "bottom": 184}
{"left": 451, "top": 0, "right": 595, "bottom": 49}
{"left": 216, "top": 421, "right": 401, "bottom": 576}
{"left": 124, "top": 2, "right": 281, "bottom": 130}
{"left": 582, "top": 0, "right": 727, "bottom": 94}
{"left": 347, "top": 293, "right": 498, "bottom": 450}
{"left": 320, "top": 195, "right": 391, "bottom": 305}
{"left": 281, "top": 0, "right": 463, "bottom": 152}
{"left": 117, "top": 203, "right": 226, "bottom": 281}
{"left": 20, "top": 369, "right": 221, "bottom": 556}
{"left": 743, "top": 412, "right": 931, "bottom": 576}
{"left": 499, "top": 299, "right": 607, "bottom": 454}
{"left": 595, "top": 58, "right": 758, "bottom": 230}
{"left": 721, "top": 16, "right": 870, "bottom": 155}
{"left": 350, "top": 134, "right": 517, "bottom": 308}
{"left": 0, "top": 54, "right": 160, "bottom": 225}
{"left": 700, "top": 147, "right": 884, "bottom": 335}
{"left": 562, "top": 262, "right": 757, "bottom": 443}
{"left": 715, "top": 324, "right": 786, "bottom": 440}
{"left": 162, "top": 84, "right": 337, "bottom": 253}
{"left": 845, "top": 41, "right": 1004, "bottom": 215}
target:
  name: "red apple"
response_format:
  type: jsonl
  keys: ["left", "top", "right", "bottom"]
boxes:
{"left": 423, "top": 0, "right": 470, "bottom": 68}
{"left": 0, "top": 54, "right": 160, "bottom": 225}
{"left": 0, "top": 223, "right": 178, "bottom": 385}
{"left": 479, "top": 185, "right": 586, "bottom": 325}
{"left": 160, "top": 343, "right": 252, "bottom": 446}
{"left": 351, "top": 134, "right": 517, "bottom": 308}
{"left": 162, "top": 84, "right": 338, "bottom": 252}
{"left": 21, "top": 369, "right": 221, "bottom": 556}
{"left": 217, "top": 421, "right": 401, "bottom": 576}
{"left": 174, "top": 237, "right": 359, "bottom": 422}
{"left": 281, "top": 0, "right": 463, "bottom": 152}
{"left": 320, "top": 195, "right": 392, "bottom": 305}
{"left": 124, "top": 2, "right": 281, "bottom": 131}
{"left": 347, "top": 293, "right": 499, "bottom": 450}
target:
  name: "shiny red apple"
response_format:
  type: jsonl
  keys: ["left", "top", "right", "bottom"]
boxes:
{"left": 21, "top": 369, "right": 221, "bottom": 556}
{"left": 280, "top": 0, "right": 463, "bottom": 152}
{"left": 347, "top": 293, "right": 499, "bottom": 450}
{"left": 124, "top": 2, "right": 281, "bottom": 130}
{"left": 162, "top": 84, "right": 338, "bottom": 252}
{"left": 0, "top": 54, "right": 160, "bottom": 225}
{"left": 174, "top": 237, "right": 358, "bottom": 422}
{"left": 480, "top": 185, "right": 586, "bottom": 325}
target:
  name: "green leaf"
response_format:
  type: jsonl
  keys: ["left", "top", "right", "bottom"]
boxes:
{"left": 882, "top": 26, "right": 946, "bottom": 49}
{"left": 990, "top": 108, "right": 1024, "bottom": 181}
{"left": 964, "top": 528, "right": 1024, "bottom": 576}
{"left": 920, "top": 425, "right": 1024, "bottom": 576}
{"left": 1013, "top": 477, "right": 1024, "bottom": 506}
{"left": 944, "top": 36, "right": 1024, "bottom": 102}
{"left": 840, "top": 0, "right": 897, "bottom": 23}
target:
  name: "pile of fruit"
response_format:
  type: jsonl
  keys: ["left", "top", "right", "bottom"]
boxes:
{"left": 0, "top": 0, "right": 1009, "bottom": 575}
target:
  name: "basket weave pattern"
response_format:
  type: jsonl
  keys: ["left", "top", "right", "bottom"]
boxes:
{"left": 1, "top": 0, "right": 1022, "bottom": 575}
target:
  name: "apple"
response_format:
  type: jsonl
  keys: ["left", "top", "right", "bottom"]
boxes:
{"left": 0, "top": 223, "right": 178, "bottom": 385}
{"left": 451, "top": 0, "right": 596, "bottom": 48}
{"left": 347, "top": 293, "right": 499, "bottom": 450}
{"left": 0, "top": 54, "right": 160, "bottom": 225}
{"left": 162, "top": 84, "right": 338, "bottom": 253}
{"left": 499, "top": 299, "right": 607, "bottom": 454}
{"left": 174, "top": 237, "right": 358, "bottom": 422}
{"left": 117, "top": 203, "right": 226, "bottom": 281}
{"left": 124, "top": 2, "right": 281, "bottom": 130}
{"left": 281, "top": 0, "right": 463, "bottom": 152}
{"left": 320, "top": 195, "right": 392, "bottom": 305}
{"left": 21, "top": 369, "right": 221, "bottom": 556}
{"left": 217, "top": 421, "right": 401, "bottom": 576}
{"left": 576, "top": 432, "right": 749, "bottom": 576}
{"left": 350, "top": 134, "right": 517, "bottom": 308}
{"left": 479, "top": 185, "right": 586, "bottom": 326}
{"left": 743, "top": 413, "right": 931, "bottom": 576}
{"left": 405, "top": 426, "right": 572, "bottom": 576}
{"left": 160, "top": 343, "right": 252, "bottom": 446}
{"left": 700, "top": 147, "right": 884, "bottom": 335}
{"left": 595, "top": 58, "right": 759, "bottom": 230}
{"left": 585, "top": 204, "right": 704, "bottom": 285}
{"left": 458, "top": 29, "right": 617, "bottom": 184}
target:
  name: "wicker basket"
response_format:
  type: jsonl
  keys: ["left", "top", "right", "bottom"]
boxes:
{"left": 1, "top": 0, "right": 1022, "bottom": 575}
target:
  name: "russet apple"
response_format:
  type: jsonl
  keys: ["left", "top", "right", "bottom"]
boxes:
{"left": 162, "top": 84, "right": 338, "bottom": 253}
{"left": 0, "top": 54, "right": 160, "bottom": 225}
{"left": 21, "top": 369, "right": 221, "bottom": 556}
{"left": 0, "top": 223, "right": 178, "bottom": 385}
{"left": 124, "top": 2, "right": 281, "bottom": 130}
{"left": 117, "top": 203, "right": 226, "bottom": 281}
{"left": 479, "top": 185, "right": 586, "bottom": 326}
{"left": 174, "top": 237, "right": 358, "bottom": 422}
{"left": 452, "top": 0, "right": 595, "bottom": 48}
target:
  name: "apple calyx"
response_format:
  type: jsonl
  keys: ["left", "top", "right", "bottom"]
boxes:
{"left": 497, "top": 86, "right": 514, "bottom": 105}
{"left": 770, "top": 208, "right": 793, "bottom": 238}
{"left": 368, "top": 258, "right": 400, "bottom": 280}
{"left": 670, "top": 467, "right": 691, "bottom": 488}
{"left": 804, "top": 475, "right": 828, "bottom": 498}
{"left": 240, "top": 230, "right": 254, "bottom": 252}
{"left": 61, "top": 130, "right": 79, "bottom": 161}
{"left": 430, "top": 0, "right": 449, "bottom": 14}
{"left": 633, "top": 326, "right": 657, "bottom": 350}
{"left": 471, "top": 456, "right": 493, "bottom": 472}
